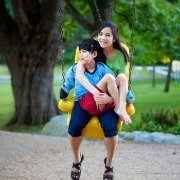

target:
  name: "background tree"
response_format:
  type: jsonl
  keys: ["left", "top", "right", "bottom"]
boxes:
{"left": 0, "top": 0, "right": 61, "bottom": 126}
{"left": 0, "top": 0, "right": 179, "bottom": 127}
{"left": 0, "top": 0, "right": 114, "bottom": 126}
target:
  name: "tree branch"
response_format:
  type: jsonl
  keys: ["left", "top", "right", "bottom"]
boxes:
{"left": 0, "top": 0, "right": 19, "bottom": 54}
{"left": 35, "top": 0, "right": 59, "bottom": 46}
{"left": 11, "top": 0, "right": 32, "bottom": 38}
{"left": 21, "top": 0, "right": 40, "bottom": 26}
{"left": 65, "top": 0, "right": 95, "bottom": 33}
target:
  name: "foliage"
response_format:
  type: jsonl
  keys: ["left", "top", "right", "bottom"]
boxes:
{"left": 134, "top": 0, "right": 180, "bottom": 64}
{"left": 64, "top": 0, "right": 180, "bottom": 66}
{"left": 140, "top": 108, "right": 180, "bottom": 134}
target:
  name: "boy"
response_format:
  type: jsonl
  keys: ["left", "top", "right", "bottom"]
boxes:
{"left": 59, "top": 38, "right": 120, "bottom": 179}
{"left": 60, "top": 38, "right": 119, "bottom": 116}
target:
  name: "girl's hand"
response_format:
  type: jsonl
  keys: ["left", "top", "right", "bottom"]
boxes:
{"left": 96, "top": 103, "right": 105, "bottom": 111}
{"left": 94, "top": 93, "right": 113, "bottom": 104}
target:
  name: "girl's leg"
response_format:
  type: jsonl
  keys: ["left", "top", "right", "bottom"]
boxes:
{"left": 96, "top": 74, "right": 119, "bottom": 106}
{"left": 115, "top": 73, "right": 131, "bottom": 124}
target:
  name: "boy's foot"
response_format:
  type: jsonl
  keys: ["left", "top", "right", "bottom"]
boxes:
{"left": 71, "top": 154, "right": 84, "bottom": 179}
{"left": 103, "top": 158, "right": 114, "bottom": 180}
{"left": 114, "top": 109, "right": 132, "bottom": 124}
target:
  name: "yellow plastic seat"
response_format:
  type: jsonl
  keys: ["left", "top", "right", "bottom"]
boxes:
{"left": 58, "top": 46, "right": 135, "bottom": 139}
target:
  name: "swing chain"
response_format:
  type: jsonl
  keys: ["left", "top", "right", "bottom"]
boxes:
{"left": 128, "top": 0, "right": 136, "bottom": 91}
{"left": 93, "top": 0, "right": 115, "bottom": 22}
{"left": 93, "top": 0, "right": 102, "bottom": 23}
{"left": 58, "top": 0, "right": 65, "bottom": 84}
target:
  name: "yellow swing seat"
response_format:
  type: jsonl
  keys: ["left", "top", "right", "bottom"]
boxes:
{"left": 58, "top": 47, "right": 135, "bottom": 139}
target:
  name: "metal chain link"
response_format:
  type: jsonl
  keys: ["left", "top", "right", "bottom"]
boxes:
{"left": 93, "top": 0, "right": 102, "bottom": 23}
{"left": 58, "top": 0, "right": 65, "bottom": 85}
{"left": 108, "top": 0, "right": 115, "bottom": 20}
{"left": 128, "top": 0, "right": 136, "bottom": 91}
{"left": 93, "top": 0, "right": 115, "bottom": 22}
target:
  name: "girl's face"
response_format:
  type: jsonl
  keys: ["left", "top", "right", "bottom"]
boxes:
{"left": 97, "top": 27, "right": 114, "bottom": 48}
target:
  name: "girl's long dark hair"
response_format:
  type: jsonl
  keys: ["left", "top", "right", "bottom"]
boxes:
{"left": 91, "top": 21, "right": 130, "bottom": 64}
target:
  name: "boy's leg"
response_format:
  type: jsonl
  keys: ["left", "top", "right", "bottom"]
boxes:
{"left": 99, "top": 107, "right": 119, "bottom": 178}
{"left": 96, "top": 74, "right": 119, "bottom": 106}
{"left": 115, "top": 73, "right": 131, "bottom": 124}
{"left": 68, "top": 101, "right": 92, "bottom": 176}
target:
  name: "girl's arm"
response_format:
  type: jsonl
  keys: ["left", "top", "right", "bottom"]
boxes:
{"left": 76, "top": 62, "right": 99, "bottom": 95}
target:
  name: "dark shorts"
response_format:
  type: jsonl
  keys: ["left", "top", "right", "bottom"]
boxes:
{"left": 79, "top": 86, "right": 115, "bottom": 116}
{"left": 68, "top": 101, "right": 119, "bottom": 138}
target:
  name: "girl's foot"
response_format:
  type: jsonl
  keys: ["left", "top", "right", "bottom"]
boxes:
{"left": 114, "top": 108, "right": 132, "bottom": 124}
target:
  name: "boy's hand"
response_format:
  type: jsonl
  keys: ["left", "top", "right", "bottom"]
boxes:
{"left": 59, "top": 88, "right": 68, "bottom": 99}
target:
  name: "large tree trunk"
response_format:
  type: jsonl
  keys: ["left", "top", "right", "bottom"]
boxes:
{"left": 6, "top": 44, "right": 58, "bottom": 126}
{"left": 0, "top": 0, "right": 61, "bottom": 126}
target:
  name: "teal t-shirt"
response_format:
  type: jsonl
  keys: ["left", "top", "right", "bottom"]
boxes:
{"left": 106, "top": 50, "right": 127, "bottom": 76}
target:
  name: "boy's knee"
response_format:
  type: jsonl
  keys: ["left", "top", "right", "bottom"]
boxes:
{"left": 68, "top": 126, "right": 82, "bottom": 137}
{"left": 104, "top": 129, "right": 118, "bottom": 138}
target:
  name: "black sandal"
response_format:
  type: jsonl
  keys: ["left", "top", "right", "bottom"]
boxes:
{"left": 71, "top": 154, "right": 84, "bottom": 180}
{"left": 103, "top": 158, "right": 114, "bottom": 180}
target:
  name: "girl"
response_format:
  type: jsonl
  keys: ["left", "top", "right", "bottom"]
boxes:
{"left": 76, "top": 21, "right": 131, "bottom": 179}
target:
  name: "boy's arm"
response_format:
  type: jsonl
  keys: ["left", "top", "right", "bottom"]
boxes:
{"left": 59, "top": 88, "right": 68, "bottom": 99}
{"left": 59, "top": 66, "right": 75, "bottom": 99}
{"left": 76, "top": 62, "right": 99, "bottom": 95}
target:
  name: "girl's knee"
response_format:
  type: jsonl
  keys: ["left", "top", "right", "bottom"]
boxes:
{"left": 104, "top": 74, "right": 116, "bottom": 82}
{"left": 116, "top": 73, "right": 127, "bottom": 82}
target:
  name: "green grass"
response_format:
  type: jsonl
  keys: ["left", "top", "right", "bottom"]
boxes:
{"left": 0, "top": 83, "right": 14, "bottom": 127}
{"left": 0, "top": 65, "right": 179, "bottom": 134}
{"left": 122, "top": 80, "right": 180, "bottom": 132}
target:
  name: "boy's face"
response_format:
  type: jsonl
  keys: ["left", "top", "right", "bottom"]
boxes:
{"left": 79, "top": 49, "right": 95, "bottom": 65}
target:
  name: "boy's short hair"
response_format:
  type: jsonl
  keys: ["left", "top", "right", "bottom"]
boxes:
{"left": 78, "top": 39, "right": 100, "bottom": 53}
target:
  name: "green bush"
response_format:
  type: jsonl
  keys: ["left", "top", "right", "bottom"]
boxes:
{"left": 141, "top": 108, "right": 180, "bottom": 135}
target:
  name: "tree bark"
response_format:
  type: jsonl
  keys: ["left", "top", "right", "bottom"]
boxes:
{"left": 0, "top": 0, "right": 61, "bottom": 126}
{"left": 6, "top": 37, "right": 58, "bottom": 125}
{"left": 164, "top": 59, "right": 172, "bottom": 92}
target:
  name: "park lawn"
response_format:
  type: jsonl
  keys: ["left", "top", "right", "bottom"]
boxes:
{"left": 122, "top": 80, "right": 180, "bottom": 131}
{"left": 0, "top": 83, "right": 14, "bottom": 128}
{"left": 0, "top": 65, "right": 179, "bottom": 133}
{"left": 1, "top": 80, "right": 179, "bottom": 130}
